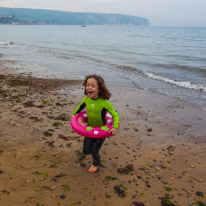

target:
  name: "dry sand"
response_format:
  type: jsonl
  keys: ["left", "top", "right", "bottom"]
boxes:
{"left": 0, "top": 59, "right": 206, "bottom": 206}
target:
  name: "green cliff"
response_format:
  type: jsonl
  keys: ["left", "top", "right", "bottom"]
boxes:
{"left": 0, "top": 7, "right": 149, "bottom": 26}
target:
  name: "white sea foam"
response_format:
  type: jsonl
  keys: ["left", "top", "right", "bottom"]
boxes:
{"left": 0, "top": 41, "right": 10, "bottom": 45}
{"left": 0, "top": 41, "right": 14, "bottom": 47}
{"left": 143, "top": 71, "right": 206, "bottom": 92}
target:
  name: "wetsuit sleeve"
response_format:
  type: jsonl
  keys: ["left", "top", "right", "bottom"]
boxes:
{"left": 107, "top": 103, "right": 119, "bottom": 129}
{"left": 73, "top": 97, "right": 86, "bottom": 115}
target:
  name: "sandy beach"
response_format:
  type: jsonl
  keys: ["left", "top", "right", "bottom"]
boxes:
{"left": 0, "top": 59, "right": 206, "bottom": 206}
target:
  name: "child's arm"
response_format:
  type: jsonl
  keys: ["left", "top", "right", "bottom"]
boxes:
{"left": 107, "top": 102, "right": 119, "bottom": 136}
{"left": 73, "top": 97, "right": 87, "bottom": 116}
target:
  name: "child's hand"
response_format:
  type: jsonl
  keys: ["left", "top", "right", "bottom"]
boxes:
{"left": 109, "top": 128, "right": 118, "bottom": 136}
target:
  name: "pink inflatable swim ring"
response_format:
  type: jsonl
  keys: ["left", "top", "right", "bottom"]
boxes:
{"left": 71, "top": 111, "right": 114, "bottom": 138}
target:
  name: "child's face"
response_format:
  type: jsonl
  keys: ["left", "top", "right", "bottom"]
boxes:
{"left": 86, "top": 78, "right": 99, "bottom": 99}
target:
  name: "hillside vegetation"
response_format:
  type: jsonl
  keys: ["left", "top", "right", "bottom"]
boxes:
{"left": 0, "top": 7, "right": 149, "bottom": 26}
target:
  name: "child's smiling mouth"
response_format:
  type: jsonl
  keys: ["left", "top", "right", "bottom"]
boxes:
{"left": 87, "top": 90, "right": 93, "bottom": 95}
{"left": 87, "top": 90, "right": 96, "bottom": 98}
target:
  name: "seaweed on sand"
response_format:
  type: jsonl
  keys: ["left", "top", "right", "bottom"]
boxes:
{"left": 159, "top": 194, "right": 177, "bottom": 206}
{"left": 114, "top": 184, "right": 127, "bottom": 198}
{"left": 132, "top": 202, "right": 145, "bottom": 206}
{"left": 117, "top": 164, "right": 134, "bottom": 174}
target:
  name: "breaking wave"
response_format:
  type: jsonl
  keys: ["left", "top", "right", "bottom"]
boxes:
{"left": 143, "top": 70, "right": 206, "bottom": 92}
{"left": 0, "top": 41, "right": 14, "bottom": 46}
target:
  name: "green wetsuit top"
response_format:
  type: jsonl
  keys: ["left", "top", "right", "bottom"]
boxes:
{"left": 73, "top": 96, "right": 119, "bottom": 129}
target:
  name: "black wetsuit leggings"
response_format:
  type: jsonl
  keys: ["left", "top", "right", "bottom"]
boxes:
{"left": 83, "top": 137, "right": 105, "bottom": 166}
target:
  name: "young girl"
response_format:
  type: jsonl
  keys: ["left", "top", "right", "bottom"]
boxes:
{"left": 72, "top": 74, "right": 119, "bottom": 173}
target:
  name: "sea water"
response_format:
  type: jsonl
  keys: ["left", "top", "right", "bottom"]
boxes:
{"left": 0, "top": 25, "right": 206, "bottom": 110}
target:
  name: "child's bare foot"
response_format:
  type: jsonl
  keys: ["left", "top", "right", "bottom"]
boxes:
{"left": 88, "top": 165, "right": 98, "bottom": 173}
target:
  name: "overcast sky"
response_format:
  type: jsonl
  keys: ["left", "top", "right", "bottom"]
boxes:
{"left": 0, "top": 0, "right": 206, "bottom": 27}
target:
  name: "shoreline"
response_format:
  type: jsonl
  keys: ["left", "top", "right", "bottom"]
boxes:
{"left": 0, "top": 59, "right": 206, "bottom": 205}
{"left": 1, "top": 49, "right": 206, "bottom": 112}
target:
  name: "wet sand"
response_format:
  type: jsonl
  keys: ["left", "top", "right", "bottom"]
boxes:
{"left": 0, "top": 59, "right": 206, "bottom": 206}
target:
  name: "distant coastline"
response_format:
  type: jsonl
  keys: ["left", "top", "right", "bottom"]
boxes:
{"left": 0, "top": 7, "right": 149, "bottom": 26}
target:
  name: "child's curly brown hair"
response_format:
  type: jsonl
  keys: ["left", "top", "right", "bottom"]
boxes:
{"left": 83, "top": 74, "right": 111, "bottom": 100}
